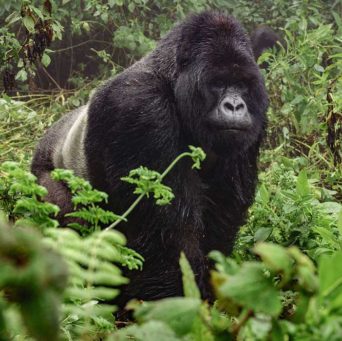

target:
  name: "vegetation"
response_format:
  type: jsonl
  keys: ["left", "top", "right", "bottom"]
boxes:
{"left": 0, "top": 0, "right": 341, "bottom": 340}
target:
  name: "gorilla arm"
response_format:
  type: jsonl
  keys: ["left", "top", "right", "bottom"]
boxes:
{"left": 83, "top": 68, "right": 214, "bottom": 300}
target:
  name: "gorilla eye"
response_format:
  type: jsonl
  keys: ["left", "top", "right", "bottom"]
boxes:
{"left": 178, "top": 57, "right": 190, "bottom": 70}
{"left": 211, "top": 79, "right": 226, "bottom": 89}
{"left": 235, "top": 81, "right": 247, "bottom": 90}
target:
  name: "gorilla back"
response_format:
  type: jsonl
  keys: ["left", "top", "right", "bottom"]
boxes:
{"left": 32, "top": 11, "right": 268, "bottom": 305}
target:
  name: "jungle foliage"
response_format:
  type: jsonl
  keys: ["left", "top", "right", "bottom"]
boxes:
{"left": 0, "top": 0, "right": 341, "bottom": 340}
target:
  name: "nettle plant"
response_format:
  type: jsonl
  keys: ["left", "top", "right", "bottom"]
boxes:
{"left": 1, "top": 142, "right": 342, "bottom": 339}
{"left": 262, "top": 17, "right": 341, "bottom": 148}
{"left": 235, "top": 155, "right": 342, "bottom": 262}
{"left": 110, "top": 243, "right": 342, "bottom": 341}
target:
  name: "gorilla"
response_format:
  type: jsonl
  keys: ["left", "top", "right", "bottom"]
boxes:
{"left": 250, "top": 25, "right": 284, "bottom": 68}
{"left": 32, "top": 11, "right": 268, "bottom": 306}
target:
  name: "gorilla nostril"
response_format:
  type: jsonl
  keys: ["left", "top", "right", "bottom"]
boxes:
{"left": 223, "top": 102, "right": 235, "bottom": 112}
{"left": 236, "top": 103, "right": 245, "bottom": 111}
{"left": 221, "top": 95, "right": 248, "bottom": 118}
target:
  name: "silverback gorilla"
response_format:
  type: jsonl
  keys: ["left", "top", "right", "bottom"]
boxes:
{"left": 32, "top": 12, "right": 268, "bottom": 305}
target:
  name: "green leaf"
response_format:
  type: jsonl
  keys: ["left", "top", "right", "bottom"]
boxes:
{"left": 108, "top": 0, "right": 116, "bottom": 7}
{"left": 271, "top": 319, "right": 286, "bottom": 341}
{"left": 132, "top": 297, "right": 201, "bottom": 336}
{"left": 5, "top": 11, "right": 21, "bottom": 25}
{"left": 254, "top": 227, "right": 272, "bottom": 242}
{"left": 315, "top": 226, "right": 340, "bottom": 249}
{"left": 253, "top": 243, "right": 292, "bottom": 283}
{"left": 66, "top": 287, "right": 120, "bottom": 301}
{"left": 17, "top": 58, "right": 24, "bottom": 68}
{"left": 121, "top": 166, "right": 175, "bottom": 205}
{"left": 82, "top": 22, "right": 90, "bottom": 32}
{"left": 314, "top": 64, "right": 324, "bottom": 73}
{"left": 22, "top": 15, "right": 35, "bottom": 32}
{"left": 319, "top": 202, "right": 342, "bottom": 215}
{"left": 338, "top": 209, "right": 342, "bottom": 235}
{"left": 288, "top": 247, "right": 315, "bottom": 272}
{"left": 31, "top": 6, "right": 44, "bottom": 20}
{"left": 128, "top": 2, "right": 135, "bottom": 12}
{"left": 296, "top": 171, "right": 310, "bottom": 197}
{"left": 319, "top": 251, "right": 342, "bottom": 308}
{"left": 209, "top": 251, "right": 239, "bottom": 275}
{"left": 258, "top": 184, "right": 270, "bottom": 204}
{"left": 110, "top": 321, "right": 179, "bottom": 341}
{"left": 15, "top": 69, "right": 28, "bottom": 82}
{"left": 51, "top": 22, "right": 63, "bottom": 40}
{"left": 188, "top": 145, "right": 206, "bottom": 169}
{"left": 218, "top": 262, "right": 282, "bottom": 317}
{"left": 297, "top": 265, "right": 318, "bottom": 293}
{"left": 179, "top": 252, "right": 201, "bottom": 299}
{"left": 41, "top": 53, "right": 51, "bottom": 67}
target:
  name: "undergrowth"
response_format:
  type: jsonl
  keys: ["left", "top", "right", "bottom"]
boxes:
{"left": 0, "top": 146, "right": 208, "bottom": 339}
{"left": 0, "top": 1, "right": 341, "bottom": 340}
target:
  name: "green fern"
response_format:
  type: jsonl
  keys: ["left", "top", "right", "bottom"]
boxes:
{"left": 43, "top": 227, "right": 143, "bottom": 336}
{"left": 0, "top": 161, "right": 59, "bottom": 229}
{"left": 0, "top": 146, "right": 206, "bottom": 338}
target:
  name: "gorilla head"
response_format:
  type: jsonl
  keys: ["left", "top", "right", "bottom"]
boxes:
{"left": 171, "top": 13, "right": 268, "bottom": 156}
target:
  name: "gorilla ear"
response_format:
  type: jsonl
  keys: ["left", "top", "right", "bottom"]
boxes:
{"left": 176, "top": 55, "right": 190, "bottom": 71}
{"left": 176, "top": 42, "right": 191, "bottom": 71}
{"left": 250, "top": 25, "right": 283, "bottom": 61}
{"left": 176, "top": 29, "right": 195, "bottom": 71}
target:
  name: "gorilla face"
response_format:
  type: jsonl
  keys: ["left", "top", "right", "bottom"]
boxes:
{"left": 200, "top": 64, "right": 268, "bottom": 154}
{"left": 174, "top": 14, "right": 268, "bottom": 156}
{"left": 206, "top": 85, "right": 252, "bottom": 131}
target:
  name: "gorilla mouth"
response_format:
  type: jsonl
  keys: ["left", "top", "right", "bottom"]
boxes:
{"left": 206, "top": 108, "right": 253, "bottom": 132}
{"left": 209, "top": 122, "right": 251, "bottom": 132}
{"left": 221, "top": 127, "right": 248, "bottom": 132}
{"left": 206, "top": 124, "right": 251, "bottom": 135}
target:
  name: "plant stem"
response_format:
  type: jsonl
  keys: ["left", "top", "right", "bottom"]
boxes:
{"left": 105, "top": 151, "right": 192, "bottom": 231}
{"left": 105, "top": 193, "right": 144, "bottom": 231}
{"left": 160, "top": 152, "right": 191, "bottom": 180}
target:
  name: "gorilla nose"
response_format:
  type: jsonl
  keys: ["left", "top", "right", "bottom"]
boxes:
{"left": 221, "top": 97, "right": 247, "bottom": 117}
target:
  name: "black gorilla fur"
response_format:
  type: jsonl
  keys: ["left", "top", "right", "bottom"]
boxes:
{"left": 32, "top": 12, "right": 268, "bottom": 306}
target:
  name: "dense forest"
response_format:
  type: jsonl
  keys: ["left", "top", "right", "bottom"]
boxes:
{"left": 0, "top": 1, "right": 341, "bottom": 340}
